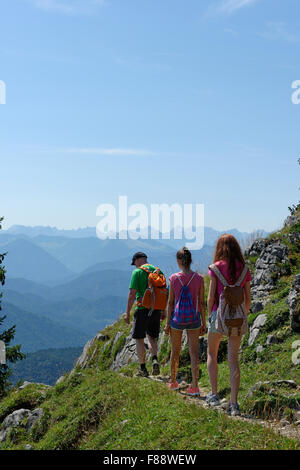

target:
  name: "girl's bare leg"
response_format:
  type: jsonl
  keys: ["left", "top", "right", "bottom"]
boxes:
{"left": 187, "top": 329, "right": 201, "bottom": 388}
{"left": 170, "top": 329, "right": 183, "bottom": 383}
{"left": 228, "top": 335, "right": 242, "bottom": 404}
{"left": 207, "top": 332, "right": 223, "bottom": 395}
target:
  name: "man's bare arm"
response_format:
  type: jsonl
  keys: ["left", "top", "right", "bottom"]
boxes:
{"left": 125, "top": 289, "right": 137, "bottom": 324}
{"left": 207, "top": 277, "right": 217, "bottom": 316}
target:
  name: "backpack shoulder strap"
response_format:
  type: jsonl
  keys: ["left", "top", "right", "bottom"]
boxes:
{"left": 186, "top": 272, "right": 196, "bottom": 287}
{"left": 139, "top": 265, "right": 151, "bottom": 275}
{"left": 175, "top": 273, "right": 184, "bottom": 286}
{"left": 208, "top": 264, "right": 229, "bottom": 287}
{"left": 235, "top": 264, "right": 249, "bottom": 287}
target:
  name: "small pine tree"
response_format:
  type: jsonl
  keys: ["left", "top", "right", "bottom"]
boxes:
{"left": 0, "top": 217, "right": 25, "bottom": 397}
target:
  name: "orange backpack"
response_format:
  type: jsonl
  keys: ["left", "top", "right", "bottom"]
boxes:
{"left": 138, "top": 265, "right": 169, "bottom": 311}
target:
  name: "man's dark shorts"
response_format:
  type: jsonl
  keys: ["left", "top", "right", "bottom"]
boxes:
{"left": 132, "top": 308, "right": 161, "bottom": 339}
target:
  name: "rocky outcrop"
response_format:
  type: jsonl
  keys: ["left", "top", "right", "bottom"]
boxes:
{"left": 245, "top": 238, "right": 269, "bottom": 258}
{"left": 248, "top": 314, "right": 267, "bottom": 346}
{"left": 0, "top": 408, "right": 44, "bottom": 442}
{"left": 287, "top": 274, "right": 300, "bottom": 332}
{"left": 284, "top": 213, "right": 300, "bottom": 228}
{"left": 69, "top": 332, "right": 110, "bottom": 376}
{"left": 246, "top": 380, "right": 297, "bottom": 398}
{"left": 111, "top": 336, "right": 139, "bottom": 371}
{"left": 19, "top": 381, "right": 51, "bottom": 390}
{"left": 250, "top": 242, "right": 290, "bottom": 302}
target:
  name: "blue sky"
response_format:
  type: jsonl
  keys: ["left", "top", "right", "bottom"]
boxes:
{"left": 0, "top": 0, "right": 299, "bottom": 234}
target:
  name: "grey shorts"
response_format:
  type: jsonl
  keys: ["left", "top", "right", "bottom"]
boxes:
{"left": 208, "top": 310, "right": 220, "bottom": 334}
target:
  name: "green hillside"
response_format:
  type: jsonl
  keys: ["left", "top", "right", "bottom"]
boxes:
{"left": 0, "top": 205, "right": 299, "bottom": 450}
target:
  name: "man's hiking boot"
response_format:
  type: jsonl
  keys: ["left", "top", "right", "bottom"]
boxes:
{"left": 152, "top": 359, "right": 160, "bottom": 376}
{"left": 205, "top": 392, "right": 220, "bottom": 406}
{"left": 135, "top": 367, "right": 149, "bottom": 378}
{"left": 227, "top": 402, "right": 241, "bottom": 416}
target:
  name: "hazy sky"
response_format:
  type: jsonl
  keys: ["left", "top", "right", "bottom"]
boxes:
{"left": 1, "top": 0, "right": 300, "bottom": 233}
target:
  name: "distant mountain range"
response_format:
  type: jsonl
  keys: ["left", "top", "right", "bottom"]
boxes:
{"left": 5, "top": 224, "right": 269, "bottom": 244}
{"left": 0, "top": 237, "right": 73, "bottom": 283}
{"left": 0, "top": 224, "right": 269, "bottom": 356}
{"left": 0, "top": 225, "right": 269, "bottom": 280}
{"left": 2, "top": 302, "right": 89, "bottom": 353}
{"left": 3, "top": 271, "right": 129, "bottom": 342}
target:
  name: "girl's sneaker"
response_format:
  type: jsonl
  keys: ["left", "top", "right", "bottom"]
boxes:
{"left": 135, "top": 367, "right": 149, "bottom": 378}
{"left": 186, "top": 386, "right": 200, "bottom": 396}
{"left": 169, "top": 381, "right": 179, "bottom": 391}
{"left": 205, "top": 392, "right": 220, "bottom": 406}
{"left": 227, "top": 402, "right": 241, "bottom": 416}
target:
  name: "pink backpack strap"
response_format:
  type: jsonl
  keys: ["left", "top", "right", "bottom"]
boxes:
{"left": 208, "top": 264, "right": 229, "bottom": 287}
{"left": 235, "top": 264, "right": 249, "bottom": 287}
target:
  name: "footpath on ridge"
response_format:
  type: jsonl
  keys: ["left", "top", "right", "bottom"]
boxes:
{"left": 124, "top": 372, "right": 300, "bottom": 442}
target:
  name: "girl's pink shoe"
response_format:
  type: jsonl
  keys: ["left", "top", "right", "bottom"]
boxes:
{"left": 169, "top": 381, "right": 179, "bottom": 391}
{"left": 187, "top": 385, "right": 200, "bottom": 396}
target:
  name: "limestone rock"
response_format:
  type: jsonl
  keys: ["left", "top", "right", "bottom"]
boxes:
{"left": 287, "top": 274, "right": 300, "bottom": 332}
{"left": 0, "top": 408, "right": 44, "bottom": 442}
{"left": 250, "top": 242, "right": 290, "bottom": 301}
{"left": 25, "top": 408, "right": 44, "bottom": 431}
{"left": 273, "top": 380, "right": 297, "bottom": 388}
{"left": 72, "top": 332, "right": 110, "bottom": 373}
{"left": 246, "top": 381, "right": 271, "bottom": 398}
{"left": 248, "top": 314, "right": 267, "bottom": 346}
{"left": 251, "top": 301, "right": 264, "bottom": 314}
{"left": 111, "top": 335, "right": 140, "bottom": 371}
{"left": 252, "top": 314, "right": 267, "bottom": 329}
{"left": 248, "top": 328, "right": 259, "bottom": 346}
{"left": 284, "top": 214, "right": 300, "bottom": 228}
{"left": 24, "top": 444, "right": 34, "bottom": 450}
{"left": 19, "top": 381, "right": 51, "bottom": 390}
{"left": 244, "top": 239, "right": 269, "bottom": 258}
{"left": 55, "top": 375, "right": 66, "bottom": 385}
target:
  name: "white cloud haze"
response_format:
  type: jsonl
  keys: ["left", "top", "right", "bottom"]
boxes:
{"left": 64, "top": 148, "right": 161, "bottom": 157}
{"left": 203, "top": 0, "right": 260, "bottom": 18}
{"left": 30, "top": 0, "right": 107, "bottom": 15}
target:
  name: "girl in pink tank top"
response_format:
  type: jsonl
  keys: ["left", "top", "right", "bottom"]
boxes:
{"left": 206, "top": 234, "right": 251, "bottom": 416}
{"left": 165, "top": 247, "right": 206, "bottom": 396}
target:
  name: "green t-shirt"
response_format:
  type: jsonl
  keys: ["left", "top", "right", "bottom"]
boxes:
{"left": 129, "top": 264, "right": 162, "bottom": 310}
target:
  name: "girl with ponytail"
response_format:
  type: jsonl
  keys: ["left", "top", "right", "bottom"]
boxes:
{"left": 165, "top": 247, "right": 206, "bottom": 396}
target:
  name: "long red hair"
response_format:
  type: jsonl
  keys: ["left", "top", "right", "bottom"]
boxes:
{"left": 213, "top": 234, "right": 245, "bottom": 283}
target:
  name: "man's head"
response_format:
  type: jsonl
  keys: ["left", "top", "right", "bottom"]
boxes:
{"left": 131, "top": 252, "right": 148, "bottom": 268}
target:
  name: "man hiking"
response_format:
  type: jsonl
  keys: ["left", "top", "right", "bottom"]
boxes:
{"left": 125, "top": 252, "right": 166, "bottom": 377}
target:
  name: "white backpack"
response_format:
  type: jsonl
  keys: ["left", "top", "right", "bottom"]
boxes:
{"left": 209, "top": 263, "right": 249, "bottom": 337}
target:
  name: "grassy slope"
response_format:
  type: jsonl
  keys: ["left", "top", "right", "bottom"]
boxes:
{"left": 0, "top": 371, "right": 299, "bottom": 450}
{"left": 0, "top": 309, "right": 299, "bottom": 450}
